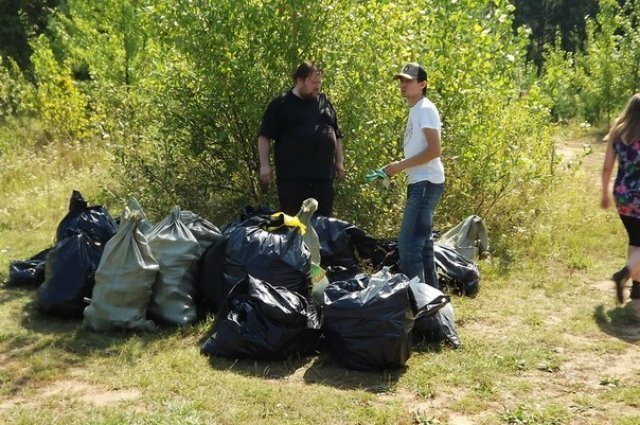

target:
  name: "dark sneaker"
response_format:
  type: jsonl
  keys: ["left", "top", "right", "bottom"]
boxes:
{"left": 612, "top": 266, "right": 629, "bottom": 304}
{"left": 630, "top": 282, "right": 640, "bottom": 300}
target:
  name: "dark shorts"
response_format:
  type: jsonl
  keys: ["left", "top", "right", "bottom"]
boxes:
{"left": 276, "top": 178, "right": 335, "bottom": 217}
{"left": 619, "top": 214, "right": 640, "bottom": 247}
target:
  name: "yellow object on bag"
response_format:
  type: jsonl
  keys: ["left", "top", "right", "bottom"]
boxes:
{"left": 267, "top": 212, "right": 307, "bottom": 234}
{"left": 311, "top": 263, "right": 330, "bottom": 306}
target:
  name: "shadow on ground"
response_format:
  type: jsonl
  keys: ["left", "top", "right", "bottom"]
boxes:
{"left": 202, "top": 351, "right": 406, "bottom": 392}
{"left": 302, "top": 354, "right": 405, "bottom": 392}
{"left": 200, "top": 329, "right": 408, "bottom": 390}
{"left": 205, "top": 354, "right": 311, "bottom": 380}
{"left": 201, "top": 333, "right": 407, "bottom": 389}
{"left": 594, "top": 304, "right": 640, "bottom": 343}
{"left": 0, "top": 286, "right": 179, "bottom": 395}
{"left": 0, "top": 285, "right": 30, "bottom": 305}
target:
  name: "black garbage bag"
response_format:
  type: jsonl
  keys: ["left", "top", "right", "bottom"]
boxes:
{"left": 409, "top": 278, "right": 450, "bottom": 318}
{"left": 409, "top": 279, "right": 461, "bottom": 348}
{"left": 196, "top": 237, "right": 229, "bottom": 316}
{"left": 322, "top": 269, "right": 414, "bottom": 370}
{"left": 434, "top": 244, "right": 480, "bottom": 297}
{"left": 325, "top": 265, "right": 360, "bottom": 283}
{"left": 201, "top": 275, "right": 322, "bottom": 359}
{"left": 6, "top": 247, "right": 51, "bottom": 287}
{"left": 37, "top": 230, "right": 104, "bottom": 318}
{"left": 311, "top": 216, "right": 359, "bottom": 276}
{"left": 223, "top": 217, "right": 311, "bottom": 303}
{"left": 372, "top": 240, "right": 480, "bottom": 297}
{"left": 413, "top": 304, "right": 461, "bottom": 348}
{"left": 370, "top": 239, "right": 401, "bottom": 272}
{"left": 311, "top": 217, "right": 387, "bottom": 281}
{"left": 220, "top": 205, "right": 276, "bottom": 236}
{"left": 56, "top": 190, "right": 117, "bottom": 244}
{"left": 347, "top": 225, "right": 389, "bottom": 266}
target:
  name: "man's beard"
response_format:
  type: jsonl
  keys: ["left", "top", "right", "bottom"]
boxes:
{"left": 301, "top": 91, "right": 318, "bottom": 100}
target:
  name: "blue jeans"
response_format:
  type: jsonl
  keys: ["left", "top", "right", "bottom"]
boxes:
{"left": 398, "top": 180, "right": 444, "bottom": 288}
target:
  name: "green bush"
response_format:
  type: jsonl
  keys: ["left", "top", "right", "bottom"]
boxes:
{"left": 30, "top": 35, "right": 94, "bottom": 141}
{"left": 5, "top": 0, "right": 558, "bottom": 244}
{"left": 540, "top": 0, "right": 640, "bottom": 125}
{"left": 0, "top": 57, "right": 33, "bottom": 123}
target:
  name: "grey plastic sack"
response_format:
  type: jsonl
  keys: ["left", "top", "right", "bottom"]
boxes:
{"left": 147, "top": 207, "right": 201, "bottom": 325}
{"left": 180, "top": 210, "right": 223, "bottom": 255}
{"left": 125, "top": 197, "right": 152, "bottom": 233}
{"left": 83, "top": 210, "right": 159, "bottom": 332}
{"left": 438, "top": 215, "right": 488, "bottom": 261}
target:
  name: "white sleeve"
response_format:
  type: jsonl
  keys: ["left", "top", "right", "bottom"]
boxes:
{"left": 419, "top": 104, "right": 440, "bottom": 130}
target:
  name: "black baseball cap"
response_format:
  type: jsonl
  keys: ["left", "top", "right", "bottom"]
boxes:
{"left": 394, "top": 63, "right": 427, "bottom": 81}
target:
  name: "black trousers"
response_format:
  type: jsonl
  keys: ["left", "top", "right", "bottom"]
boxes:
{"left": 277, "top": 178, "right": 335, "bottom": 217}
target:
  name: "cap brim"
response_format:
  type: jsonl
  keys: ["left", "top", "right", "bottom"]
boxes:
{"left": 394, "top": 72, "right": 415, "bottom": 80}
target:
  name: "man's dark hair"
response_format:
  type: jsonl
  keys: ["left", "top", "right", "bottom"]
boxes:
{"left": 292, "top": 61, "right": 323, "bottom": 82}
{"left": 418, "top": 74, "right": 427, "bottom": 96}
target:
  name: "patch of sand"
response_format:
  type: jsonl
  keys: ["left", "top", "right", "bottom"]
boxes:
{"left": 0, "top": 379, "right": 141, "bottom": 410}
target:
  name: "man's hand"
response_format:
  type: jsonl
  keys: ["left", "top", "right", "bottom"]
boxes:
{"left": 260, "top": 164, "right": 272, "bottom": 187}
{"left": 336, "top": 162, "right": 345, "bottom": 180}
{"left": 383, "top": 161, "right": 403, "bottom": 177}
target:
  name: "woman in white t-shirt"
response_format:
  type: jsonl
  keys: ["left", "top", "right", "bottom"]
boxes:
{"left": 384, "top": 63, "right": 445, "bottom": 288}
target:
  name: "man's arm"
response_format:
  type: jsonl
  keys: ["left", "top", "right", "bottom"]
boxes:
{"left": 384, "top": 128, "right": 441, "bottom": 176}
{"left": 335, "top": 138, "right": 345, "bottom": 179}
{"left": 326, "top": 96, "right": 345, "bottom": 180}
{"left": 258, "top": 135, "right": 272, "bottom": 186}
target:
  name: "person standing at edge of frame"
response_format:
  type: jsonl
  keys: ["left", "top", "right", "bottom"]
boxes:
{"left": 257, "top": 61, "right": 344, "bottom": 217}
{"left": 601, "top": 93, "right": 640, "bottom": 316}
{"left": 383, "top": 63, "right": 445, "bottom": 288}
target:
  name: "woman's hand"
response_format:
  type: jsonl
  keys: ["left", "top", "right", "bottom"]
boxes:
{"left": 600, "top": 192, "right": 611, "bottom": 209}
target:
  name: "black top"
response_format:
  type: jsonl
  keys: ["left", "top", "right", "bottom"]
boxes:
{"left": 259, "top": 90, "right": 343, "bottom": 180}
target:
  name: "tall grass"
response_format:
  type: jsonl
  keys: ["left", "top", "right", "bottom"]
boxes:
{"left": 0, "top": 118, "right": 120, "bottom": 271}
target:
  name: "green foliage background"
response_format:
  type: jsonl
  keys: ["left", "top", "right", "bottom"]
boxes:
{"left": 1, "top": 0, "right": 561, "bottom": 242}
{"left": 540, "top": 0, "right": 640, "bottom": 124}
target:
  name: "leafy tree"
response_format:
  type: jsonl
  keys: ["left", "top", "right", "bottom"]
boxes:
{"left": 580, "top": 0, "right": 621, "bottom": 123}
{"left": 14, "top": 0, "right": 557, "bottom": 241}
{"left": 0, "top": 57, "right": 32, "bottom": 121}
{"left": 616, "top": 1, "right": 640, "bottom": 98}
{"left": 512, "top": 0, "right": 599, "bottom": 67}
{"left": 0, "top": 0, "right": 60, "bottom": 71}
{"left": 539, "top": 0, "right": 640, "bottom": 124}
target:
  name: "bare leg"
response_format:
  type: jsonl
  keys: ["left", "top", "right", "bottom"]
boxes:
{"left": 627, "top": 246, "right": 640, "bottom": 281}
{"left": 624, "top": 246, "right": 640, "bottom": 318}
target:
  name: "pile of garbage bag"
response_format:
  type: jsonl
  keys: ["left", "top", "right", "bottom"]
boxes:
{"left": 5, "top": 192, "right": 487, "bottom": 369}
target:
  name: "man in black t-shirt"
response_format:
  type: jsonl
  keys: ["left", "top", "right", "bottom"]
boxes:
{"left": 258, "top": 61, "right": 344, "bottom": 217}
